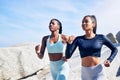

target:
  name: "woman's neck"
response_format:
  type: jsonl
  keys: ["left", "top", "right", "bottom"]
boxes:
{"left": 85, "top": 31, "right": 95, "bottom": 39}
{"left": 51, "top": 32, "right": 59, "bottom": 38}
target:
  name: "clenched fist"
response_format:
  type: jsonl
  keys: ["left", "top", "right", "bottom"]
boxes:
{"left": 67, "top": 35, "right": 75, "bottom": 44}
{"left": 104, "top": 60, "right": 110, "bottom": 67}
{"left": 35, "top": 44, "right": 41, "bottom": 54}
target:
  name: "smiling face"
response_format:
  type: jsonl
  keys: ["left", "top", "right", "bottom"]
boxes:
{"left": 82, "top": 16, "right": 95, "bottom": 32}
{"left": 49, "top": 19, "right": 60, "bottom": 33}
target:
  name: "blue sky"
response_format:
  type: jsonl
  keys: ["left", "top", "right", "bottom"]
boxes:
{"left": 0, "top": 0, "right": 120, "bottom": 47}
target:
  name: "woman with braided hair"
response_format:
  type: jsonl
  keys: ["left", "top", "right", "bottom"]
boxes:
{"left": 35, "top": 18, "right": 71, "bottom": 80}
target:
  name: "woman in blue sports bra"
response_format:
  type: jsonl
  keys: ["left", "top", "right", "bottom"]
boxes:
{"left": 66, "top": 15, "right": 118, "bottom": 80}
{"left": 35, "top": 18, "right": 71, "bottom": 80}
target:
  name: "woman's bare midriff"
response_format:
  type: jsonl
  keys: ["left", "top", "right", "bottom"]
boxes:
{"left": 48, "top": 53, "right": 63, "bottom": 61}
{"left": 82, "top": 56, "right": 100, "bottom": 67}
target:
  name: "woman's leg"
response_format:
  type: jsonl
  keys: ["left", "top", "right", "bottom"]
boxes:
{"left": 57, "top": 61, "right": 69, "bottom": 80}
{"left": 50, "top": 60, "right": 69, "bottom": 80}
{"left": 50, "top": 62, "right": 58, "bottom": 80}
{"left": 81, "top": 67, "right": 91, "bottom": 80}
{"left": 81, "top": 64, "right": 107, "bottom": 80}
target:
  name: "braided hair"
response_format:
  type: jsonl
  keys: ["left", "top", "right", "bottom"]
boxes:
{"left": 49, "top": 18, "right": 62, "bottom": 34}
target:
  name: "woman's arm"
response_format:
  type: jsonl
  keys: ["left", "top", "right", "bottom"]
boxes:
{"left": 103, "top": 35, "right": 118, "bottom": 63}
{"left": 35, "top": 44, "right": 42, "bottom": 59}
{"left": 61, "top": 34, "right": 75, "bottom": 44}
{"left": 65, "top": 36, "right": 78, "bottom": 59}
{"left": 61, "top": 34, "right": 76, "bottom": 60}
{"left": 35, "top": 36, "right": 48, "bottom": 59}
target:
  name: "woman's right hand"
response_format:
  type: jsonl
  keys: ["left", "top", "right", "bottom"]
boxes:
{"left": 35, "top": 44, "right": 43, "bottom": 59}
{"left": 35, "top": 44, "right": 41, "bottom": 54}
{"left": 67, "top": 35, "right": 75, "bottom": 44}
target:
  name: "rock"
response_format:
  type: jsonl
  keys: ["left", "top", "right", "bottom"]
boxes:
{"left": 0, "top": 43, "right": 49, "bottom": 80}
{"left": 106, "top": 33, "right": 117, "bottom": 43}
{"left": 0, "top": 43, "right": 120, "bottom": 80}
{"left": 116, "top": 31, "right": 120, "bottom": 43}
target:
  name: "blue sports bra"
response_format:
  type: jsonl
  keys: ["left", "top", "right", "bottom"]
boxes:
{"left": 46, "top": 34, "right": 66, "bottom": 53}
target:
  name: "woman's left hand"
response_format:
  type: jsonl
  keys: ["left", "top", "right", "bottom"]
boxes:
{"left": 104, "top": 60, "right": 110, "bottom": 67}
{"left": 61, "top": 56, "right": 67, "bottom": 61}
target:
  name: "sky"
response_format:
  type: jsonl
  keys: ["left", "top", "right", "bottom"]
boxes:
{"left": 0, "top": 0, "right": 120, "bottom": 47}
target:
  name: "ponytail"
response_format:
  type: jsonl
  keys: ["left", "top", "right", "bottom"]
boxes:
{"left": 91, "top": 15, "right": 97, "bottom": 34}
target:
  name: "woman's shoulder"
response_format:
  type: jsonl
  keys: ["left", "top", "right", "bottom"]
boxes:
{"left": 42, "top": 35, "right": 49, "bottom": 41}
{"left": 61, "top": 34, "right": 69, "bottom": 41}
{"left": 76, "top": 35, "right": 84, "bottom": 39}
{"left": 96, "top": 34, "right": 105, "bottom": 37}
{"left": 95, "top": 34, "right": 108, "bottom": 40}
{"left": 61, "top": 34, "right": 67, "bottom": 37}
